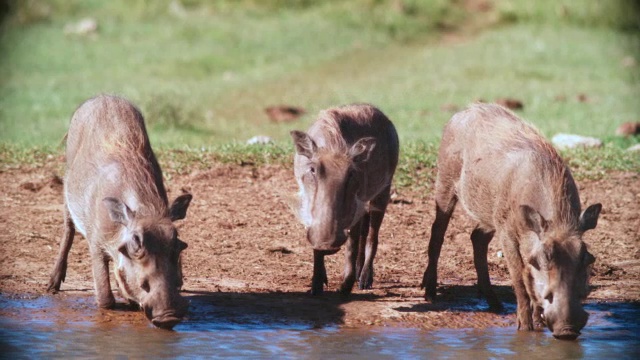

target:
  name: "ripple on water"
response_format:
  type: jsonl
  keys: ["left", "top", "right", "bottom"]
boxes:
{"left": 0, "top": 295, "right": 638, "bottom": 358}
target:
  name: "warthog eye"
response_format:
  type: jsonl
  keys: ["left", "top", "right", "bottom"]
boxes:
{"left": 141, "top": 279, "right": 150, "bottom": 293}
{"left": 309, "top": 166, "right": 316, "bottom": 175}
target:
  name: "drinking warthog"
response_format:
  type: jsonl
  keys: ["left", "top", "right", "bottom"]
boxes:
{"left": 47, "top": 95, "right": 192, "bottom": 330}
{"left": 291, "top": 104, "right": 399, "bottom": 295}
{"left": 422, "top": 103, "right": 601, "bottom": 340}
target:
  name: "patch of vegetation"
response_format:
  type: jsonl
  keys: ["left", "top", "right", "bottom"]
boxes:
{"left": 156, "top": 143, "right": 292, "bottom": 177}
{"left": 0, "top": 143, "right": 60, "bottom": 170}
{"left": 395, "top": 141, "right": 439, "bottom": 190}
{"left": 0, "top": 1, "right": 637, "bottom": 186}
{"left": 494, "top": 0, "right": 640, "bottom": 31}
{"left": 3, "top": 141, "right": 637, "bottom": 188}
{"left": 562, "top": 144, "right": 640, "bottom": 181}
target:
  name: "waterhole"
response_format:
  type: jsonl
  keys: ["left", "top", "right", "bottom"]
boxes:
{"left": 0, "top": 294, "right": 637, "bottom": 358}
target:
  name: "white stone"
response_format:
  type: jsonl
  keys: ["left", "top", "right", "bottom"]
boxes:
{"left": 626, "top": 144, "right": 640, "bottom": 152}
{"left": 551, "top": 133, "right": 602, "bottom": 150}
{"left": 246, "top": 135, "right": 273, "bottom": 145}
{"left": 64, "top": 18, "right": 98, "bottom": 35}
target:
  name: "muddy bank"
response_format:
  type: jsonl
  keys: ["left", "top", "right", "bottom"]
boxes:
{"left": 0, "top": 162, "right": 638, "bottom": 329}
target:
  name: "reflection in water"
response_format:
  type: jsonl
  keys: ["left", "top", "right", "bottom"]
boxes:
{"left": 0, "top": 295, "right": 638, "bottom": 359}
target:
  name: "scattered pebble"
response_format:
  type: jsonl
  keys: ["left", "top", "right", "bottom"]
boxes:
{"left": 626, "top": 144, "right": 640, "bottom": 152}
{"left": 265, "top": 105, "right": 305, "bottom": 123}
{"left": 551, "top": 133, "right": 602, "bottom": 150}
{"left": 19, "top": 182, "right": 39, "bottom": 192}
{"left": 64, "top": 18, "right": 98, "bottom": 36}
{"left": 621, "top": 56, "right": 637, "bottom": 68}
{"left": 267, "top": 246, "right": 293, "bottom": 254}
{"left": 577, "top": 93, "right": 590, "bottom": 103}
{"left": 615, "top": 122, "right": 640, "bottom": 137}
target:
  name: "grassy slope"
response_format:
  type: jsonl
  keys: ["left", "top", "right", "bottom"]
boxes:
{"left": 0, "top": 0, "right": 638, "bottom": 185}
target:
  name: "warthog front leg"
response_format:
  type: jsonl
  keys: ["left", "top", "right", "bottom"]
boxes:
{"left": 355, "top": 212, "right": 370, "bottom": 286}
{"left": 470, "top": 227, "right": 503, "bottom": 312}
{"left": 311, "top": 250, "right": 328, "bottom": 296}
{"left": 422, "top": 205, "right": 456, "bottom": 301}
{"left": 89, "top": 240, "right": 115, "bottom": 308}
{"left": 499, "top": 230, "right": 534, "bottom": 330}
{"left": 340, "top": 219, "right": 362, "bottom": 295}
{"left": 357, "top": 185, "right": 391, "bottom": 290}
{"left": 47, "top": 207, "right": 76, "bottom": 293}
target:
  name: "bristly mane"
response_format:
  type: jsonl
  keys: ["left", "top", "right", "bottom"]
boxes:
{"left": 83, "top": 95, "right": 169, "bottom": 217}
{"left": 466, "top": 103, "right": 582, "bottom": 231}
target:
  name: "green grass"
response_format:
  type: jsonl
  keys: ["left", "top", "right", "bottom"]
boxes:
{"left": 1, "top": 141, "right": 637, "bottom": 190}
{"left": 0, "top": 0, "right": 638, "bottom": 185}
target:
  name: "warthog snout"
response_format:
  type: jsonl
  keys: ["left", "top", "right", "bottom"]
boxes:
{"left": 552, "top": 327, "right": 580, "bottom": 341}
{"left": 546, "top": 308, "right": 589, "bottom": 340}
{"left": 143, "top": 295, "right": 189, "bottom": 330}
{"left": 307, "top": 226, "right": 347, "bottom": 252}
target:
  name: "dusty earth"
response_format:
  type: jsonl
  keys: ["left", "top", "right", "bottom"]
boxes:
{"left": 0, "top": 159, "right": 638, "bottom": 331}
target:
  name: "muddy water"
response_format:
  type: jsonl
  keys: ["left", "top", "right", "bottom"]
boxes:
{"left": 1, "top": 294, "right": 638, "bottom": 359}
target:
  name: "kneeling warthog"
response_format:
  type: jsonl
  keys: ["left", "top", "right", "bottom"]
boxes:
{"left": 291, "top": 104, "right": 399, "bottom": 295}
{"left": 47, "top": 95, "right": 193, "bottom": 330}
{"left": 422, "top": 103, "right": 601, "bottom": 340}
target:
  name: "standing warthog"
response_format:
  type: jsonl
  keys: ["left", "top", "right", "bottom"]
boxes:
{"left": 47, "top": 95, "right": 193, "bottom": 330}
{"left": 422, "top": 103, "right": 601, "bottom": 340}
{"left": 290, "top": 104, "right": 399, "bottom": 295}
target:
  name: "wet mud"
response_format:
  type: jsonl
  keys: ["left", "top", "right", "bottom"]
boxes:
{"left": 0, "top": 162, "right": 638, "bottom": 334}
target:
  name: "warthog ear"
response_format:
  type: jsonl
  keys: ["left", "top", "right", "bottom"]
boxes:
{"left": 103, "top": 197, "right": 134, "bottom": 226}
{"left": 170, "top": 194, "right": 193, "bottom": 221}
{"left": 177, "top": 238, "right": 188, "bottom": 251}
{"left": 578, "top": 203, "right": 602, "bottom": 232}
{"left": 521, "top": 205, "right": 548, "bottom": 236}
{"left": 349, "top": 137, "right": 376, "bottom": 165}
{"left": 290, "top": 130, "right": 317, "bottom": 159}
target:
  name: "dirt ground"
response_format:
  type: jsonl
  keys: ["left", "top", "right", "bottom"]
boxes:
{"left": 0, "top": 160, "right": 638, "bottom": 330}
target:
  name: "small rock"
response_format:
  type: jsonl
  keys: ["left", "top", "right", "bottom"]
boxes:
{"left": 621, "top": 56, "right": 637, "bottom": 68}
{"left": 19, "top": 182, "right": 39, "bottom": 192}
{"left": 64, "top": 17, "right": 98, "bottom": 36}
{"left": 48, "top": 174, "right": 63, "bottom": 191}
{"left": 552, "top": 133, "right": 603, "bottom": 150}
{"left": 577, "top": 93, "right": 590, "bottom": 103}
{"left": 267, "top": 246, "right": 293, "bottom": 254}
{"left": 615, "top": 122, "right": 640, "bottom": 137}
{"left": 495, "top": 98, "right": 524, "bottom": 110}
{"left": 626, "top": 144, "right": 640, "bottom": 152}
{"left": 246, "top": 135, "right": 273, "bottom": 145}
{"left": 265, "top": 105, "right": 305, "bottom": 123}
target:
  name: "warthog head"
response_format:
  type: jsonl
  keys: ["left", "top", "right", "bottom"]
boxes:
{"left": 104, "top": 194, "right": 192, "bottom": 330}
{"left": 522, "top": 203, "right": 602, "bottom": 340}
{"left": 291, "top": 130, "right": 375, "bottom": 253}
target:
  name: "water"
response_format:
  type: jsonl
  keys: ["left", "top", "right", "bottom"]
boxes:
{"left": 1, "top": 294, "right": 638, "bottom": 359}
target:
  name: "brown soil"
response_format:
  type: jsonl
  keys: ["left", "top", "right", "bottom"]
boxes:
{"left": 0, "top": 161, "right": 638, "bottom": 330}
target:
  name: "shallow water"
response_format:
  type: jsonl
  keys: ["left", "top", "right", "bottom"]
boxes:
{"left": 0, "top": 294, "right": 638, "bottom": 359}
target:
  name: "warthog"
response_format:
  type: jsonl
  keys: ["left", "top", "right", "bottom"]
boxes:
{"left": 290, "top": 104, "right": 399, "bottom": 295}
{"left": 47, "top": 95, "right": 193, "bottom": 330}
{"left": 422, "top": 103, "right": 601, "bottom": 340}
